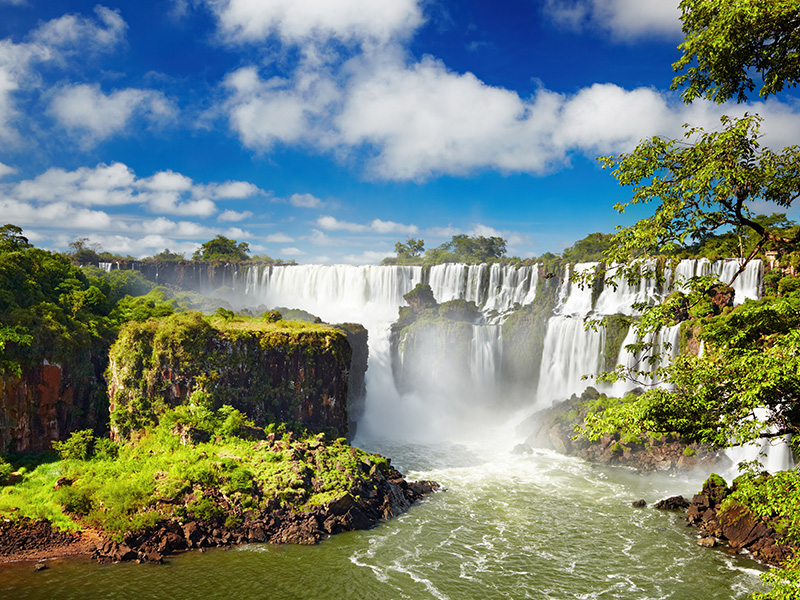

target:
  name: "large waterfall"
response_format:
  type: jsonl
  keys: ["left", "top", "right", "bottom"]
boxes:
{"left": 237, "top": 258, "right": 768, "bottom": 451}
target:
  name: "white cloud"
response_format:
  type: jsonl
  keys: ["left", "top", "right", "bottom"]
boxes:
{"left": 289, "top": 192, "right": 323, "bottom": 208}
{"left": 0, "top": 6, "right": 129, "bottom": 143}
{"left": 206, "top": 0, "right": 423, "bottom": 45}
{"left": 30, "top": 5, "right": 127, "bottom": 55}
{"left": 543, "top": 0, "right": 681, "bottom": 40}
{"left": 208, "top": 180, "right": 261, "bottom": 199}
{"left": 315, "top": 215, "right": 418, "bottom": 235}
{"left": 264, "top": 232, "right": 294, "bottom": 243}
{"left": 0, "top": 40, "right": 50, "bottom": 142}
{"left": 72, "top": 233, "right": 200, "bottom": 258}
{"left": 1, "top": 162, "right": 283, "bottom": 221}
{"left": 223, "top": 64, "right": 340, "bottom": 150}
{"left": 343, "top": 249, "right": 393, "bottom": 265}
{"left": 218, "top": 209, "right": 254, "bottom": 222}
{"left": 333, "top": 54, "right": 800, "bottom": 180}
{"left": 0, "top": 197, "right": 113, "bottom": 230}
{"left": 280, "top": 246, "right": 305, "bottom": 256}
{"left": 146, "top": 192, "right": 217, "bottom": 217}
{"left": 50, "top": 83, "right": 176, "bottom": 143}
{"left": 0, "top": 161, "right": 17, "bottom": 179}
{"left": 307, "top": 229, "right": 338, "bottom": 246}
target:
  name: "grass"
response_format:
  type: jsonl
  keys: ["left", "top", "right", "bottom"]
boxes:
{"left": 0, "top": 407, "right": 392, "bottom": 543}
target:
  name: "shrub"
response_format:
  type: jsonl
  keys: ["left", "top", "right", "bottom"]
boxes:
{"left": 52, "top": 430, "right": 96, "bottom": 460}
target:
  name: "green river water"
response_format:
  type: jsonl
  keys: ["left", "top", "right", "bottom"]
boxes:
{"left": 0, "top": 438, "right": 766, "bottom": 600}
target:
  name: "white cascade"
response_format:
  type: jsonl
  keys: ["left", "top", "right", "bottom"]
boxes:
{"left": 594, "top": 260, "right": 663, "bottom": 316}
{"left": 610, "top": 324, "right": 681, "bottom": 397}
{"left": 557, "top": 262, "right": 598, "bottom": 316}
{"left": 672, "top": 258, "right": 763, "bottom": 305}
{"left": 536, "top": 315, "right": 604, "bottom": 408}
{"left": 470, "top": 324, "right": 503, "bottom": 389}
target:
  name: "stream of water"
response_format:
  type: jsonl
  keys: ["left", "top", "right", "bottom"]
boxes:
{"left": 0, "top": 260, "right": 776, "bottom": 597}
{"left": 0, "top": 435, "right": 767, "bottom": 599}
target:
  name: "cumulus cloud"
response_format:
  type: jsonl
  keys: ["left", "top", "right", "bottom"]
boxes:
{"left": 0, "top": 162, "right": 272, "bottom": 228}
{"left": 0, "top": 161, "right": 17, "bottom": 179}
{"left": 218, "top": 209, "right": 254, "bottom": 222}
{"left": 0, "top": 6, "right": 129, "bottom": 143}
{"left": 280, "top": 246, "right": 305, "bottom": 256}
{"left": 315, "top": 215, "right": 418, "bottom": 235}
{"left": 208, "top": 180, "right": 261, "bottom": 199}
{"left": 264, "top": 232, "right": 294, "bottom": 243}
{"left": 543, "top": 0, "right": 681, "bottom": 40}
{"left": 206, "top": 0, "right": 423, "bottom": 45}
{"left": 30, "top": 5, "right": 127, "bottom": 55}
{"left": 223, "top": 64, "right": 340, "bottom": 150}
{"left": 333, "top": 55, "right": 800, "bottom": 180}
{"left": 343, "top": 249, "right": 394, "bottom": 265}
{"left": 289, "top": 192, "right": 323, "bottom": 208}
{"left": 50, "top": 83, "right": 176, "bottom": 143}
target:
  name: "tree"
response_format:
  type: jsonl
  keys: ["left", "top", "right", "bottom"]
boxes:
{"left": 562, "top": 232, "right": 614, "bottom": 263}
{"left": 68, "top": 237, "right": 102, "bottom": 263}
{"left": 192, "top": 236, "right": 250, "bottom": 262}
{"left": 152, "top": 248, "right": 185, "bottom": 262}
{"left": 586, "top": 0, "right": 800, "bottom": 453}
{"left": 0, "top": 224, "right": 31, "bottom": 251}
{"left": 600, "top": 115, "right": 800, "bottom": 277}
{"left": 394, "top": 238, "right": 425, "bottom": 259}
{"left": 673, "top": 0, "right": 800, "bottom": 103}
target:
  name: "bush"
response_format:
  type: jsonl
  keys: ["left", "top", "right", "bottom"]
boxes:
{"left": 52, "top": 430, "right": 96, "bottom": 460}
{"left": 0, "top": 456, "right": 12, "bottom": 481}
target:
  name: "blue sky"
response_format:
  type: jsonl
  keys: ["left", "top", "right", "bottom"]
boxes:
{"left": 0, "top": 0, "right": 798, "bottom": 264}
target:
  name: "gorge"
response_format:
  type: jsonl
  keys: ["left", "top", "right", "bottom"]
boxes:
{"left": 2, "top": 257, "right": 789, "bottom": 599}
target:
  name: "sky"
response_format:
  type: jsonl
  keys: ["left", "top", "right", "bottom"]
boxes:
{"left": 0, "top": 0, "right": 799, "bottom": 264}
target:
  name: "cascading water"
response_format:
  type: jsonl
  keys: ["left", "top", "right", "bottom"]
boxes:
{"left": 235, "top": 259, "right": 766, "bottom": 439}
{"left": 8, "top": 259, "right": 777, "bottom": 599}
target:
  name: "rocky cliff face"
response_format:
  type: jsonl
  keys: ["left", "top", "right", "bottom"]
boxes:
{"left": 107, "top": 313, "right": 368, "bottom": 440}
{"left": 0, "top": 359, "right": 107, "bottom": 453}
{"left": 519, "top": 387, "right": 729, "bottom": 473}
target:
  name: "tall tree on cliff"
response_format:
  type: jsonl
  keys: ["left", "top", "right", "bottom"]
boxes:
{"left": 602, "top": 0, "right": 800, "bottom": 279}
{"left": 192, "top": 235, "right": 250, "bottom": 262}
{"left": 583, "top": 1, "right": 800, "bottom": 453}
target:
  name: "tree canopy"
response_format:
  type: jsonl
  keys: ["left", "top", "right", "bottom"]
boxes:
{"left": 673, "top": 0, "right": 800, "bottom": 103}
{"left": 586, "top": 0, "right": 800, "bottom": 473}
{"left": 192, "top": 235, "right": 250, "bottom": 262}
{"left": 600, "top": 114, "right": 800, "bottom": 272}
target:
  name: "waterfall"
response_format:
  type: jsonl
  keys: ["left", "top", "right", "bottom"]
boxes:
{"left": 234, "top": 259, "right": 775, "bottom": 463}
{"left": 536, "top": 315, "right": 604, "bottom": 408}
{"left": 470, "top": 324, "right": 503, "bottom": 389}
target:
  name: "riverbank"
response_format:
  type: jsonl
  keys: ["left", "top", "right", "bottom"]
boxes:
{"left": 0, "top": 422, "right": 438, "bottom": 565}
{"left": 0, "top": 470, "right": 437, "bottom": 565}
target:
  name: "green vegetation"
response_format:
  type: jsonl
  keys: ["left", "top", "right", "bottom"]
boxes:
{"left": 0, "top": 409, "right": 391, "bottom": 541}
{"left": 586, "top": 2, "right": 800, "bottom": 594}
{"left": 672, "top": 0, "right": 800, "bottom": 104}
{"left": 108, "top": 311, "right": 353, "bottom": 440}
{"left": 192, "top": 235, "right": 251, "bottom": 262}
{"left": 383, "top": 234, "right": 507, "bottom": 265}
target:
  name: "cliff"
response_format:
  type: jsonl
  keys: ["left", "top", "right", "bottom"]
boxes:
{"left": 107, "top": 313, "right": 368, "bottom": 440}
{"left": 0, "top": 360, "right": 107, "bottom": 453}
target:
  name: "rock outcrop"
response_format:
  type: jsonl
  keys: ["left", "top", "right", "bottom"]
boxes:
{"left": 107, "top": 313, "right": 368, "bottom": 440}
{"left": 686, "top": 475, "right": 793, "bottom": 565}
{"left": 522, "top": 387, "right": 729, "bottom": 473}
{"left": 0, "top": 359, "right": 107, "bottom": 453}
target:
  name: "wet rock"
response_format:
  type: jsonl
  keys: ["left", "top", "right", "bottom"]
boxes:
{"left": 33, "top": 562, "right": 48, "bottom": 572}
{"left": 697, "top": 537, "right": 717, "bottom": 548}
{"left": 654, "top": 496, "right": 690, "bottom": 511}
{"left": 512, "top": 443, "right": 533, "bottom": 455}
{"left": 632, "top": 499, "right": 646, "bottom": 508}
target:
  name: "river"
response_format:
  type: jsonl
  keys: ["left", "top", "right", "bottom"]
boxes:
{"left": 0, "top": 434, "right": 766, "bottom": 599}
{"left": 0, "top": 260, "right": 772, "bottom": 597}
